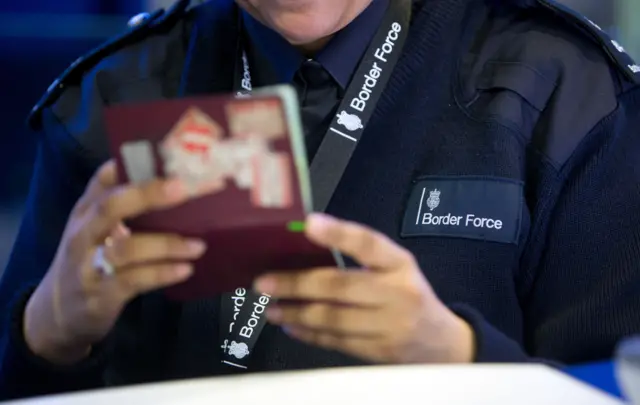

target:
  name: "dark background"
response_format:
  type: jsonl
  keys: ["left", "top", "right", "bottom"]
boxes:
{"left": 0, "top": 0, "right": 631, "bottom": 273}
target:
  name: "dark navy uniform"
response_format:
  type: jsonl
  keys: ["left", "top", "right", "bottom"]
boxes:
{"left": 1, "top": 0, "right": 640, "bottom": 399}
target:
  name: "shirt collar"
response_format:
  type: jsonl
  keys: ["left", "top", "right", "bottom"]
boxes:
{"left": 242, "top": 0, "right": 389, "bottom": 89}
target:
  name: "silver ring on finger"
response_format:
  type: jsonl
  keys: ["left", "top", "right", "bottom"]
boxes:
{"left": 93, "top": 238, "right": 116, "bottom": 277}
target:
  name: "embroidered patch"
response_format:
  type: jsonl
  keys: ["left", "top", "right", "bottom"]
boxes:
{"left": 401, "top": 176, "right": 523, "bottom": 244}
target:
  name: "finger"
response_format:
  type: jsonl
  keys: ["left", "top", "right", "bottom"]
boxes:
{"left": 254, "top": 268, "right": 385, "bottom": 305}
{"left": 110, "top": 223, "right": 131, "bottom": 239}
{"left": 87, "top": 177, "right": 189, "bottom": 240}
{"left": 305, "top": 214, "right": 414, "bottom": 272}
{"left": 266, "top": 303, "right": 385, "bottom": 336}
{"left": 115, "top": 263, "right": 194, "bottom": 300}
{"left": 285, "top": 327, "right": 389, "bottom": 364}
{"left": 75, "top": 161, "right": 118, "bottom": 212}
{"left": 104, "top": 223, "right": 131, "bottom": 245}
{"left": 86, "top": 160, "right": 118, "bottom": 196}
{"left": 104, "top": 234, "right": 207, "bottom": 268}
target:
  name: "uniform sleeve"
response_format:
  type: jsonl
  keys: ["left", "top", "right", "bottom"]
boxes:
{"left": 456, "top": 87, "right": 640, "bottom": 364}
{"left": 449, "top": 304, "right": 532, "bottom": 362}
{"left": 0, "top": 110, "right": 107, "bottom": 400}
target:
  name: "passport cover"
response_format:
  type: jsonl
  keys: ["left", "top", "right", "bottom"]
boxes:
{"left": 104, "top": 85, "right": 338, "bottom": 300}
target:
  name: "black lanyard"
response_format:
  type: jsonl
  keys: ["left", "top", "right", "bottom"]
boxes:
{"left": 220, "top": 0, "right": 412, "bottom": 371}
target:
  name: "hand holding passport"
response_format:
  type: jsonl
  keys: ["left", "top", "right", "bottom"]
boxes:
{"left": 104, "top": 85, "right": 341, "bottom": 300}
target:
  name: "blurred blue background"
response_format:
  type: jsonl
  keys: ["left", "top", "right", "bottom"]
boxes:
{"left": 0, "top": 0, "right": 637, "bottom": 274}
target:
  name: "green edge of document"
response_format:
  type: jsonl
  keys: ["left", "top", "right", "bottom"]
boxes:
{"left": 287, "top": 221, "right": 306, "bottom": 233}
{"left": 253, "top": 84, "right": 313, "bottom": 214}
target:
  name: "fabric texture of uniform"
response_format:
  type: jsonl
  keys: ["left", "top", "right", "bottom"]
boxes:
{"left": 1, "top": 0, "right": 640, "bottom": 400}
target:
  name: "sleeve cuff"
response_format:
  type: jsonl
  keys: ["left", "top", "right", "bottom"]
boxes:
{"left": 449, "top": 303, "right": 529, "bottom": 363}
{"left": 0, "top": 287, "right": 107, "bottom": 399}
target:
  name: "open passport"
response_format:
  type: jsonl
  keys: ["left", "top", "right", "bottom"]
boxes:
{"left": 104, "top": 85, "right": 341, "bottom": 300}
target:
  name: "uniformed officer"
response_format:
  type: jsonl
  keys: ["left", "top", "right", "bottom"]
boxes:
{"left": 1, "top": 0, "right": 640, "bottom": 400}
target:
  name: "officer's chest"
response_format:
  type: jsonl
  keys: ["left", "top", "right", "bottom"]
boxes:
{"left": 325, "top": 44, "right": 532, "bottom": 313}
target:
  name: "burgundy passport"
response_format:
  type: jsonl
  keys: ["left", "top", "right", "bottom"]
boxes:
{"left": 104, "top": 86, "right": 337, "bottom": 301}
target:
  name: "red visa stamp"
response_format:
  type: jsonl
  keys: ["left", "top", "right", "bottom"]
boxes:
{"left": 160, "top": 107, "right": 227, "bottom": 196}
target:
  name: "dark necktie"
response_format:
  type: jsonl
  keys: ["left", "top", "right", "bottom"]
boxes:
{"left": 292, "top": 59, "right": 341, "bottom": 160}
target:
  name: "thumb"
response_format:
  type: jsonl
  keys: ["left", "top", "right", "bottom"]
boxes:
{"left": 304, "top": 213, "right": 414, "bottom": 272}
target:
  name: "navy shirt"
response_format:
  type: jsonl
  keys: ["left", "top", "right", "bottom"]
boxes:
{"left": 243, "top": 0, "right": 388, "bottom": 157}
{"left": 242, "top": 0, "right": 388, "bottom": 87}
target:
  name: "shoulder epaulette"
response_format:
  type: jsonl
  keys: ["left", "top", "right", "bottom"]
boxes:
{"left": 535, "top": 0, "right": 640, "bottom": 85}
{"left": 27, "top": 0, "right": 192, "bottom": 130}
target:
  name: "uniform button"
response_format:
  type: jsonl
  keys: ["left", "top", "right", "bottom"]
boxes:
{"left": 128, "top": 12, "right": 150, "bottom": 28}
